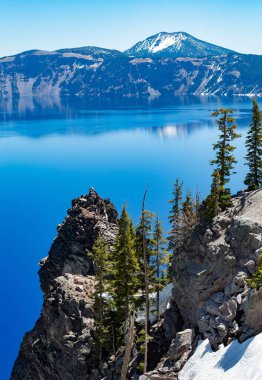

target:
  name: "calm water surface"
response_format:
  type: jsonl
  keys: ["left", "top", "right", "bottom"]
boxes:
{"left": 0, "top": 96, "right": 259, "bottom": 379}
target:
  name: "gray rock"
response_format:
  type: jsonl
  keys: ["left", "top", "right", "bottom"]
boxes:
{"left": 172, "top": 190, "right": 262, "bottom": 347}
{"left": 11, "top": 189, "right": 118, "bottom": 380}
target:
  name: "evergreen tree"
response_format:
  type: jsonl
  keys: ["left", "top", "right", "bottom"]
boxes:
{"left": 182, "top": 189, "right": 195, "bottom": 231}
{"left": 136, "top": 209, "right": 154, "bottom": 287}
{"left": 244, "top": 99, "right": 262, "bottom": 190}
{"left": 246, "top": 254, "right": 262, "bottom": 289}
{"left": 210, "top": 108, "right": 241, "bottom": 209}
{"left": 89, "top": 232, "right": 113, "bottom": 361}
{"left": 168, "top": 179, "right": 183, "bottom": 253}
{"left": 151, "top": 217, "right": 170, "bottom": 321}
{"left": 201, "top": 169, "right": 223, "bottom": 221}
{"left": 195, "top": 190, "right": 201, "bottom": 213}
{"left": 113, "top": 205, "right": 140, "bottom": 345}
{"left": 137, "top": 189, "right": 152, "bottom": 374}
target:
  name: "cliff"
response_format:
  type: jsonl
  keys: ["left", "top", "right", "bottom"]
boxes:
{"left": 11, "top": 189, "right": 118, "bottom": 380}
{"left": 0, "top": 50, "right": 261, "bottom": 98}
{"left": 12, "top": 189, "right": 262, "bottom": 379}
{"left": 143, "top": 190, "right": 262, "bottom": 379}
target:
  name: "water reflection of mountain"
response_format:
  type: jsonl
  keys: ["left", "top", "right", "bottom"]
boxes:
{"left": 148, "top": 121, "right": 212, "bottom": 139}
{"left": 0, "top": 95, "right": 254, "bottom": 139}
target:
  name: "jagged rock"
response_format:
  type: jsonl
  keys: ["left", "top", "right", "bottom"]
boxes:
{"left": 11, "top": 189, "right": 118, "bottom": 380}
{"left": 11, "top": 189, "right": 262, "bottom": 380}
{"left": 140, "top": 329, "right": 196, "bottom": 379}
{"left": 172, "top": 191, "right": 262, "bottom": 349}
{"left": 241, "top": 287, "right": 262, "bottom": 340}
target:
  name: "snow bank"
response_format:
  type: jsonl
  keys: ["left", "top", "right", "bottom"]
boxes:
{"left": 136, "top": 283, "right": 173, "bottom": 324}
{"left": 179, "top": 333, "right": 262, "bottom": 380}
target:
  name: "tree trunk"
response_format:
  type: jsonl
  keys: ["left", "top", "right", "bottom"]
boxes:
{"left": 142, "top": 188, "right": 149, "bottom": 374}
{"left": 156, "top": 247, "right": 160, "bottom": 322}
{"left": 120, "top": 312, "right": 135, "bottom": 380}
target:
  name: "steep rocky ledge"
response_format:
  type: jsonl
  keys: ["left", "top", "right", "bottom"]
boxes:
{"left": 12, "top": 189, "right": 262, "bottom": 380}
{"left": 143, "top": 190, "right": 262, "bottom": 379}
{"left": 11, "top": 189, "right": 118, "bottom": 380}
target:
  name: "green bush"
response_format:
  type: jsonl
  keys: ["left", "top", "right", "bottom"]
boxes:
{"left": 246, "top": 254, "right": 262, "bottom": 289}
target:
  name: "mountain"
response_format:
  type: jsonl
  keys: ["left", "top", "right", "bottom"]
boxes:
{"left": 56, "top": 46, "right": 124, "bottom": 58}
{"left": 0, "top": 49, "right": 261, "bottom": 97}
{"left": 124, "top": 31, "right": 236, "bottom": 58}
{"left": 12, "top": 189, "right": 262, "bottom": 379}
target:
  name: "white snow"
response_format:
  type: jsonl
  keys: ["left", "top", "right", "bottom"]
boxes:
{"left": 130, "top": 58, "right": 153, "bottom": 65}
{"left": 136, "top": 283, "right": 173, "bottom": 323}
{"left": 179, "top": 333, "right": 262, "bottom": 380}
{"left": 150, "top": 33, "right": 187, "bottom": 53}
{"left": 147, "top": 86, "right": 161, "bottom": 99}
{"left": 0, "top": 56, "right": 15, "bottom": 63}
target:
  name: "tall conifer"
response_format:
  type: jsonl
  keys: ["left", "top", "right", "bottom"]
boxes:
{"left": 168, "top": 179, "right": 183, "bottom": 254}
{"left": 89, "top": 232, "right": 113, "bottom": 360}
{"left": 244, "top": 99, "right": 262, "bottom": 190}
{"left": 210, "top": 108, "right": 241, "bottom": 209}
{"left": 151, "top": 217, "right": 170, "bottom": 321}
{"left": 113, "top": 205, "right": 140, "bottom": 345}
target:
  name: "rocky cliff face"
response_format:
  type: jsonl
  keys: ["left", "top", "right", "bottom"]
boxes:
{"left": 12, "top": 189, "right": 262, "bottom": 380}
{"left": 0, "top": 50, "right": 261, "bottom": 98}
{"left": 143, "top": 190, "right": 262, "bottom": 379}
{"left": 11, "top": 189, "right": 118, "bottom": 380}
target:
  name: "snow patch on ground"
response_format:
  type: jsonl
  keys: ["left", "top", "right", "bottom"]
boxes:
{"left": 179, "top": 333, "right": 262, "bottom": 380}
{"left": 147, "top": 86, "right": 161, "bottom": 99}
{"left": 130, "top": 58, "right": 153, "bottom": 65}
{"left": 137, "top": 283, "right": 173, "bottom": 323}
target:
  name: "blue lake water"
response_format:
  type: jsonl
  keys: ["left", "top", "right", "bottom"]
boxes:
{"left": 0, "top": 95, "right": 259, "bottom": 379}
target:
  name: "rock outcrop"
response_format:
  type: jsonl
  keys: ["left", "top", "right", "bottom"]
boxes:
{"left": 174, "top": 190, "right": 262, "bottom": 348}
{"left": 11, "top": 189, "right": 118, "bottom": 380}
{"left": 142, "top": 190, "right": 262, "bottom": 379}
{"left": 12, "top": 189, "right": 262, "bottom": 380}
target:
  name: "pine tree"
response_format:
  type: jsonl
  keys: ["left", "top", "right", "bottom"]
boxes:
{"left": 201, "top": 169, "right": 222, "bottom": 221}
{"left": 182, "top": 190, "right": 195, "bottom": 231}
{"left": 244, "top": 99, "right": 262, "bottom": 190}
{"left": 210, "top": 108, "right": 241, "bottom": 209}
{"left": 136, "top": 209, "right": 154, "bottom": 288}
{"left": 113, "top": 205, "right": 140, "bottom": 345}
{"left": 89, "top": 232, "right": 113, "bottom": 361}
{"left": 246, "top": 254, "right": 262, "bottom": 289}
{"left": 139, "top": 189, "right": 151, "bottom": 374}
{"left": 151, "top": 217, "right": 170, "bottom": 321}
{"left": 168, "top": 179, "right": 183, "bottom": 253}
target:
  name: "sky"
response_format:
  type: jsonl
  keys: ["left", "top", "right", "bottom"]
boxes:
{"left": 0, "top": 0, "right": 261, "bottom": 57}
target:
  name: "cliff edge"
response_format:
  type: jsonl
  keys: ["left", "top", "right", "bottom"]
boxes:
{"left": 11, "top": 189, "right": 118, "bottom": 380}
{"left": 12, "top": 190, "right": 262, "bottom": 379}
{"left": 143, "top": 190, "right": 262, "bottom": 379}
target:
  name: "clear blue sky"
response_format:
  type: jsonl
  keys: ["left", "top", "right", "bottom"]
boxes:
{"left": 0, "top": 0, "right": 261, "bottom": 57}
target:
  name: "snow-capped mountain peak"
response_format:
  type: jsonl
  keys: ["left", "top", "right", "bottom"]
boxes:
{"left": 148, "top": 32, "right": 187, "bottom": 53}
{"left": 125, "top": 31, "right": 236, "bottom": 58}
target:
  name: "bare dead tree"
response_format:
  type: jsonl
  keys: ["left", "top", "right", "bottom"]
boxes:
{"left": 142, "top": 188, "right": 149, "bottom": 374}
{"left": 120, "top": 312, "right": 135, "bottom": 380}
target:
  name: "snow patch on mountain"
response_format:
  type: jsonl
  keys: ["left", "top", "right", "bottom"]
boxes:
{"left": 179, "top": 333, "right": 262, "bottom": 380}
{"left": 150, "top": 33, "right": 187, "bottom": 53}
{"left": 125, "top": 31, "right": 236, "bottom": 58}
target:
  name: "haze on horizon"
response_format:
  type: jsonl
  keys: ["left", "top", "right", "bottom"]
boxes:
{"left": 0, "top": 0, "right": 261, "bottom": 57}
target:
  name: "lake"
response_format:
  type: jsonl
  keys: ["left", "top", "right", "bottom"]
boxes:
{"left": 0, "top": 95, "right": 258, "bottom": 379}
